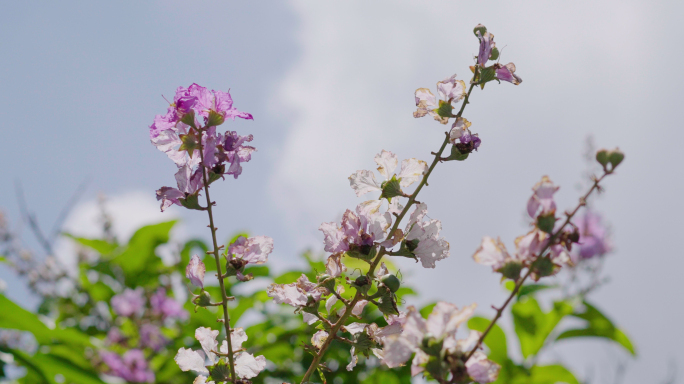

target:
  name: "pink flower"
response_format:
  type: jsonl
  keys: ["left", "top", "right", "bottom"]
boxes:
{"left": 413, "top": 75, "right": 467, "bottom": 124}
{"left": 319, "top": 200, "right": 393, "bottom": 256}
{"left": 494, "top": 62, "right": 523, "bottom": 85}
{"left": 267, "top": 274, "right": 326, "bottom": 308}
{"left": 473, "top": 236, "right": 519, "bottom": 271}
{"left": 527, "top": 176, "right": 559, "bottom": 218}
{"left": 227, "top": 236, "right": 274, "bottom": 266}
{"left": 349, "top": 150, "right": 427, "bottom": 198}
{"left": 574, "top": 210, "right": 613, "bottom": 261}
{"left": 475, "top": 25, "right": 496, "bottom": 66}
{"left": 186, "top": 255, "right": 206, "bottom": 288}
{"left": 111, "top": 288, "right": 145, "bottom": 317}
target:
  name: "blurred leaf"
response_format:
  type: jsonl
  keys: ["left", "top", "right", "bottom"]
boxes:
{"left": 65, "top": 235, "right": 118, "bottom": 255}
{"left": 556, "top": 301, "right": 636, "bottom": 355}
{"left": 0, "top": 295, "right": 90, "bottom": 346}
{"left": 31, "top": 353, "right": 106, "bottom": 384}
{"left": 511, "top": 297, "right": 573, "bottom": 359}
{"left": 245, "top": 265, "right": 270, "bottom": 278}
{"left": 419, "top": 302, "right": 437, "bottom": 318}
{"left": 517, "top": 284, "right": 557, "bottom": 299}
{"left": 274, "top": 271, "right": 308, "bottom": 284}
{"left": 467, "top": 316, "right": 508, "bottom": 363}
{"left": 511, "top": 364, "right": 580, "bottom": 384}
{"left": 110, "top": 221, "right": 176, "bottom": 279}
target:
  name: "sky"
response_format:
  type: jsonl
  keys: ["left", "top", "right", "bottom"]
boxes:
{"left": 1, "top": 1, "right": 683, "bottom": 383}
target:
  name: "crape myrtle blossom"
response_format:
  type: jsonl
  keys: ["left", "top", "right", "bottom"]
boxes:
{"left": 449, "top": 117, "right": 482, "bottom": 152}
{"left": 100, "top": 349, "right": 155, "bottom": 383}
{"left": 268, "top": 273, "right": 327, "bottom": 308}
{"left": 413, "top": 75, "right": 467, "bottom": 124}
{"left": 186, "top": 255, "right": 206, "bottom": 288}
{"left": 226, "top": 235, "right": 274, "bottom": 281}
{"left": 381, "top": 302, "right": 499, "bottom": 382}
{"left": 527, "top": 176, "right": 560, "bottom": 218}
{"left": 474, "top": 24, "right": 497, "bottom": 67}
{"left": 573, "top": 210, "right": 613, "bottom": 262}
{"left": 403, "top": 203, "right": 450, "bottom": 268}
{"left": 319, "top": 200, "right": 393, "bottom": 255}
{"left": 174, "top": 327, "right": 266, "bottom": 382}
{"left": 349, "top": 150, "right": 427, "bottom": 207}
{"left": 494, "top": 62, "right": 523, "bottom": 85}
{"left": 151, "top": 83, "right": 255, "bottom": 212}
{"left": 111, "top": 287, "right": 146, "bottom": 317}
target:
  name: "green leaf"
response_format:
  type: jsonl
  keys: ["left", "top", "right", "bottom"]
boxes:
{"left": 517, "top": 284, "right": 557, "bottom": 299}
{"left": 556, "top": 301, "right": 636, "bottom": 355}
{"left": 467, "top": 316, "right": 508, "bottom": 363}
{"left": 419, "top": 302, "right": 437, "bottom": 318}
{"left": 511, "top": 297, "right": 573, "bottom": 359}
{"left": 0, "top": 295, "right": 91, "bottom": 347}
{"left": 110, "top": 220, "right": 176, "bottom": 277}
{"left": 32, "top": 353, "right": 106, "bottom": 384}
{"left": 64, "top": 235, "right": 118, "bottom": 255}
{"left": 511, "top": 364, "right": 580, "bottom": 384}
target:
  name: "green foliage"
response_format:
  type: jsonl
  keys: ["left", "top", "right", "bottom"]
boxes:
{"left": 512, "top": 297, "right": 573, "bottom": 359}
{"left": 556, "top": 301, "right": 636, "bottom": 355}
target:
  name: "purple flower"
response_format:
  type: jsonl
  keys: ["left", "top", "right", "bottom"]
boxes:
{"left": 574, "top": 210, "right": 612, "bottom": 261}
{"left": 139, "top": 324, "right": 168, "bottom": 352}
{"left": 494, "top": 62, "right": 523, "bottom": 85}
{"left": 111, "top": 288, "right": 145, "bottom": 317}
{"left": 100, "top": 349, "right": 155, "bottom": 383}
{"left": 150, "top": 288, "right": 188, "bottom": 321}
{"left": 475, "top": 26, "right": 496, "bottom": 66}
{"left": 155, "top": 165, "right": 204, "bottom": 212}
{"left": 106, "top": 327, "right": 125, "bottom": 345}
{"left": 228, "top": 236, "right": 274, "bottom": 266}
{"left": 185, "top": 255, "right": 206, "bottom": 288}
{"left": 192, "top": 86, "right": 254, "bottom": 123}
{"left": 319, "top": 201, "right": 393, "bottom": 256}
{"left": 220, "top": 131, "right": 256, "bottom": 179}
{"left": 527, "top": 176, "right": 559, "bottom": 218}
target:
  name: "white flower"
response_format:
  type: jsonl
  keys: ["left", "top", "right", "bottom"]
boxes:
{"left": 349, "top": 150, "right": 427, "bottom": 198}
{"left": 404, "top": 203, "right": 450, "bottom": 268}
{"left": 311, "top": 330, "right": 328, "bottom": 349}
{"left": 414, "top": 75, "right": 467, "bottom": 124}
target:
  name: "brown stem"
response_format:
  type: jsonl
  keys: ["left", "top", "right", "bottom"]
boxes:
{"left": 197, "top": 127, "right": 237, "bottom": 382}
{"left": 301, "top": 73, "right": 480, "bottom": 383}
{"left": 463, "top": 172, "right": 610, "bottom": 362}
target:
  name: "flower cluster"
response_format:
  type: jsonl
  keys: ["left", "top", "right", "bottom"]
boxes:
{"left": 150, "top": 84, "right": 255, "bottom": 212}
{"left": 179, "top": 236, "right": 273, "bottom": 383}
{"left": 382, "top": 302, "right": 499, "bottom": 383}
{"left": 101, "top": 287, "right": 188, "bottom": 382}
{"left": 473, "top": 176, "right": 576, "bottom": 281}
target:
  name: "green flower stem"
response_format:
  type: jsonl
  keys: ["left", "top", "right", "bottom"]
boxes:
{"left": 197, "top": 127, "right": 237, "bottom": 382}
{"left": 463, "top": 172, "right": 611, "bottom": 363}
{"left": 301, "top": 73, "right": 480, "bottom": 384}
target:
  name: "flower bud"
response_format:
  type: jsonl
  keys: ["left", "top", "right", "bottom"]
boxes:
{"left": 380, "top": 274, "right": 401, "bottom": 293}
{"left": 473, "top": 24, "right": 487, "bottom": 37}
{"left": 595, "top": 149, "right": 610, "bottom": 167}
{"left": 192, "top": 290, "right": 213, "bottom": 308}
{"left": 498, "top": 261, "right": 523, "bottom": 281}
{"left": 536, "top": 212, "right": 556, "bottom": 234}
{"left": 489, "top": 47, "right": 500, "bottom": 61}
{"left": 608, "top": 149, "right": 624, "bottom": 169}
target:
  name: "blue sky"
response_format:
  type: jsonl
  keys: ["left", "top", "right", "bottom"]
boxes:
{"left": 1, "top": 1, "right": 683, "bottom": 382}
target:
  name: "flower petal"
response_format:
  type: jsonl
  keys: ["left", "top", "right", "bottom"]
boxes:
{"left": 397, "top": 158, "right": 427, "bottom": 188}
{"left": 374, "top": 150, "right": 398, "bottom": 180}
{"left": 349, "top": 170, "right": 382, "bottom": 197}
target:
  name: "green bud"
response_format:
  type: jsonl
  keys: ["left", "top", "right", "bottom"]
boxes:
{"left": 536, "top": 212, "right": 556, "bottom": 234}
{"left": 380, "top": 274, "right": 401, "bottom": 293}
{"left": 608, "top": 149, "right": 624, "bottom": 169}
{"left": 532, "top": 257, "right": 557, "bottom": 278}
{"left": 498, "top": 261, "right": 523, "bottom": 281}
{"left": 489, "top": 47, "right": 500, "bottom": 61}
{"left": 473, "top": 24, "right": 487, "bottom": 37}
{"left": 595, "top": 149, "right": 610, "bottom": 167}
{"left": 380, "top": 176, "right": 403, "bottom": 201}
{"left": 436, "top": 99, "right": 454, "bottom": 118}
{"left": 206, "top": 110, "right": 225, "bottom": 127}
{"left": 180, "top": 110, "right": 197, "bottom": 129}
{"left": 192, "top": 290, "right": 213, "bottom": 308}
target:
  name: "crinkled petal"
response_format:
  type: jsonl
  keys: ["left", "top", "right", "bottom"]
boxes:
{"left": 345, "top": 323, "right": 368, "bottom": 335}
{"left": 326, "top": 294, "right": 338, "bottom": 314}
{"left": 414, "top": 237, "right": 450, "bottom": 268}
{"left": 346, "top": 346, "right": 358, "bottom": 371}
{"left": 374, "top": 150, "right": 398, "bottom": 180}
{"left": 195, "top": 327, "right": 219, "bottom": 364}
{"left": 319, "top": 222, "right": 348, "bottom": 254}
{"left": 382, "top": 335, "right": 415, "bottom": 368}
{"left": 349, "top": 170, "right": 382, "bottom": 197}
{"left": 414, "top": 88, "right": 438, "bottom": 118}
{"left": 174, "top": 348, "right": 208, "bottom": 375}
{"left": 228, "top": 235, "right": 274, "bottom": 265}
{"left": 156, "top": 187, "right": 184, "bottom": 212}
{"left": 466, "top": 351, "right": 500, "bottom": 383}
{"left": 185, "top": 255, "right": 206, "bottom": 288}
{"left": 267, "top": 283, "right": 308, "bottom": 307}
{"left": 352, "top": 300, "right": 369, "bottom": 316}
{"left": 234, "top": 352, "right": 266, "bottom": 379}
{"left": 397, "top": 158, "right": 427, "bottom": 188}
{"left": 302, "top": 312, "right": 319, "bottom": 325}
{"left": 312, "top": 330, "right": 328, "bottom": 349}
{"left": 411, "top": 350, "right": 429, "bottom": 377}
{"left": 193, "top": 376, "right": 214, "bottom": 384}
{"left": 325, "top": 253, "right": 346, "bottom": 278}
{"left": 231, "top": 328, "right": 248, "bottom": 350}
{"left": 473, "top": 237, "right": 511, "bottom": 270}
